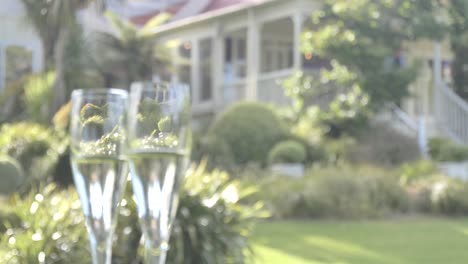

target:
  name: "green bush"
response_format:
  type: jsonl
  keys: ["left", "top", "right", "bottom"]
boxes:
{"left": 428, "top": 137, "right": 468, "bottom": 162}
{"left": 321, "top": 136, "right": 357, "bottom": 164}
{"left": 285, "top": 134, "right": 326, "bottom": 164}
{"left": 302, "top": 166, "right": 408, "bottom": 218}
{"left": 348, "top": 123, "right": 421, "bottom": 166}
{"left": 254, "top": 165, "right": 408, "bottom": 219}
{"left": 407, "top": 175, "right": 468, "bottom": 216}
{"left": 168, "top": 164, "right": 267, "bottom": 263}
{"left": 0, "top": 185, "right": 90, "bottom": 264}
{"left": 428, "top": 137, "right": 451, "bottom": 159}
{"left": 0, "top": 156, "right": 24, "bottom": 196}
{"left": 0, "top": 123, "right": 66, "bottom": 187}
{"left": 208, "top": 102, "right": 287, "bottom": 166}
{"left": 397, "top": 160, "right": 438, "bottom": 186}
{"left": 268, "top": 140, "right": 307, "bottom": 164}
{"left": 0, "top": 164, "right": 267, "bottom": 264}
{"left": 192, "top": 135, "right": 235, "bottom": 171}
{"left": 23, "top": 72, "right": 55, "bottom": 124}
{"left": 433, "top": 181, "right": 468, "bottom": 215}
{"left": 249, "top": 175, "right": 305, "bottom": 218}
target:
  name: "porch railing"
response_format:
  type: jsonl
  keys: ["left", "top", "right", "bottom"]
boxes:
{"left": 223, "top": 78, "right": 246, "bottom": 106}
{"left": 257, "top": 68, "right": 294, "bottom": 106}
{"left": 434, "top": 81, "right": 468, "bottom": 144}
{"left": 222, "top": 68, "right": 323, "bottom": 108}
{"left": 222, "top": 68, "right": 296, "bottom": 107}
{"left": 383, "top": 103, "right": 428, "bottom": 156}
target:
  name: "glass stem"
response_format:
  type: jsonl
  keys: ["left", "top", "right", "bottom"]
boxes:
{"left": 89, "top": 232, "right": 113, "bottom": 264}
{"left": 144, "top": 240, "right": 168, "bottom": 264}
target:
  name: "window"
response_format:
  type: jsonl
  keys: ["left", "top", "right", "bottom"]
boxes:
{"left": 236, "top": 38, "right": 246, "bottom": 78}
{"left": 261, "top": 39, "right": 294, "bottom": 73}
{"left": 224, "top": 35, "right": 246, "bottom": 81}
{"left": 199, "top": 38, "right": 212, "bottom": 101}
{"left": 288, "top": 46, "right": 294, "bottom": 68}
{"left": 277, "top": 52, "right": 284, "bottom": 70}
{"left": 262, "top": 47, "right": 273, "bottom": 73}
{"left": 237, "top": 38, "right": 246, "bottom": 60}
{"left": 225, "top": 38, "right": 232, "bottom": 63}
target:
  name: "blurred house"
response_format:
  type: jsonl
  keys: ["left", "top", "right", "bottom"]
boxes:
{"left": 1, "top": 0, "right": 467, "bottom": 147}
{"left": 131, "top": 0, "right": 323, "bottom": 116}
{"left": 0, "top": 0, "right": 43, "bottom": 90}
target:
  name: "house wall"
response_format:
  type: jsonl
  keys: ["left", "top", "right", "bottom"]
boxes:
{"left": 0, "top": 0, "right": 43, "bottom": 91}
{"left": 156, "top": 0, "right": 320, "bottom": 116}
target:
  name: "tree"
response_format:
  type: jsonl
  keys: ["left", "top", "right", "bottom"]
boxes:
{"left": 302, "top": 0, "right": 446, "bottom": 108}
{"left": 20, "top": 0, "right": 90, "bottom": 117}
{"left": 447, "top": 0, "right": 468, "bottom": 99}
{"left": 94, "top": 12, "right": 172, "bottom": 88}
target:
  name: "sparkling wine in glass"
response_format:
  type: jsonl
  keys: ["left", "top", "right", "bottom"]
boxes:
{"left": 127, "top": 82, "right": 191, "bottom": 264}
{"left": 70, "top": 89, "right": 129, "bottom": 264}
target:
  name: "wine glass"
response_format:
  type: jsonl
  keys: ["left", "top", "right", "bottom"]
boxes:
{"left": 127, "top": 82, "right": 191, "bottom": 264}
{"left": 70, "top": 89, "right": 129, "bottom": 264}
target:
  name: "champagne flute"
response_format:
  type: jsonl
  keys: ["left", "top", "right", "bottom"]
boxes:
{"left": 127, "top": 82, "right": 191, "bottom": 264}
{"left": 70, "top": 89, "right": 129, "bottom": 264}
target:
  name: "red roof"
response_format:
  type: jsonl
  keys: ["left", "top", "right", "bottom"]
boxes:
{"left": 131, "top": 0, "right": 263, "bottom": 26}
{"left": 203, "top": 0, "right": 260, "bottom": 12}
{"left": 130, "top": 2, "right": 187, "bottom": 26}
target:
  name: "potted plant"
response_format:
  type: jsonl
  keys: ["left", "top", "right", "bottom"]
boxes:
{"left": 269, "top": 140, "right": 307, "bottom": 178}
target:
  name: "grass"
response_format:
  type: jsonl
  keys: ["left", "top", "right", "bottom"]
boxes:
{"left": 252, "top": 218, "right": 468, "bottom": 264}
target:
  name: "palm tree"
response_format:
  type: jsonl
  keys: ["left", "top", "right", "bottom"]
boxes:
{"left": 94, "top": 12, "right": 172, "bottom": 88}
{"left": 20, "top": 0, "right": 89, "bottom": 117}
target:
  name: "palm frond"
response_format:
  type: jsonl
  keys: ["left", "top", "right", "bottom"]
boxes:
{"left": 105, "top": 11, "right": 137, "bottom": 41}
{"left": 138, "top": 13, "right": 171, "bottom": 38}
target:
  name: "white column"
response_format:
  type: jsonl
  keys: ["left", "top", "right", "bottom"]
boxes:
{"left": 0, "top": 44, "right": 4, "bottom": 91}
{"left": 433, "top": 42, "right": 442, "bottom": 86}
{"left": 246, "top": 9, "right": 261, "bottom": 101}
{"left": 212, "top": 23, "right": 224, "bottom": 110}
{"left": 293, "top": 11, "right": 305, "bottom": 71}
{"left": 171, "top": 46, "right": 178, "bottom": 84}
{"left": 421, "top": 62, "right": 431, "bottom": 115}
{"left": 191, "top": 39, "right": 200, "bottom": 105}
{"left": 433, "top": 42, "right": 442, "bottom": 121}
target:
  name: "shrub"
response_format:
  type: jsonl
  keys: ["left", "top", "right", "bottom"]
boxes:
{"left": 268, "top": 140, "right": 307, "bottom": 164}
{"left": 0, "top": 156, "right": 24, "bottom": 196}
{"left": 348, "top": 123, "right": 420, "bottom": 166}
{"left": 23, "top": 72, "right": 55, "bottom": 124}
{"left": 434, "top": 181, "right": 468, "bottom": 215}
{"left": 321, "top": 136, "right": 356, "bottom": 164}
{"left": 192, "top": 135, "right": 235, "bottom": 171}
{"left": 0, "top": 164, "right": 267, "bottom": 264}
{"left": 302, "top": 166, "right": 408, "bottom": 218}
{"left": 249, "top": 175, "right": 305, "bottom": 218}
{"left": 397, "top": 160, "right": 438, "bottom": 186}
{"left": 285, "top": 134, "right": 326, "bottom": 164}
{"left": 254, "top": 165, "right": 408, "bottom": 219}
{"left": 428, "top": 137, "right": 468, "bottom": 162}
{"left": 167, "top": 164, "right": 267, "bottom": 263}
{"left": 428, "top": 137, "right": 451, "bottom": 160}
{"left": 0, "top": 122, "right": 67, "bottom": 188}
{"left": 0, "top": 185, "right": 89, "bottom": 264}
{"left": 408, "top": 175, "right": 468, "bottom": 215}
{"left": 208, "top": 102, "right": 287, "bottom": 166}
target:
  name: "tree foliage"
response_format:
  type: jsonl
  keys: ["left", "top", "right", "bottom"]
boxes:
{"left": 447, "top": 0, "right": 468, "bottom": 99}
{"left": 20, "top": 0, "right": 94, "bottom": 117}
{"left": 94, "top": 12, "right": 172, "bottom": 88}
{"left": 302, "top": 0, "right": 446, "bottom": 107}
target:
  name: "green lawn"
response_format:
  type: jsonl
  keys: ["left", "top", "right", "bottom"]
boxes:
{"left": 253, "top": 218, "right": 468, "bottom": 264}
